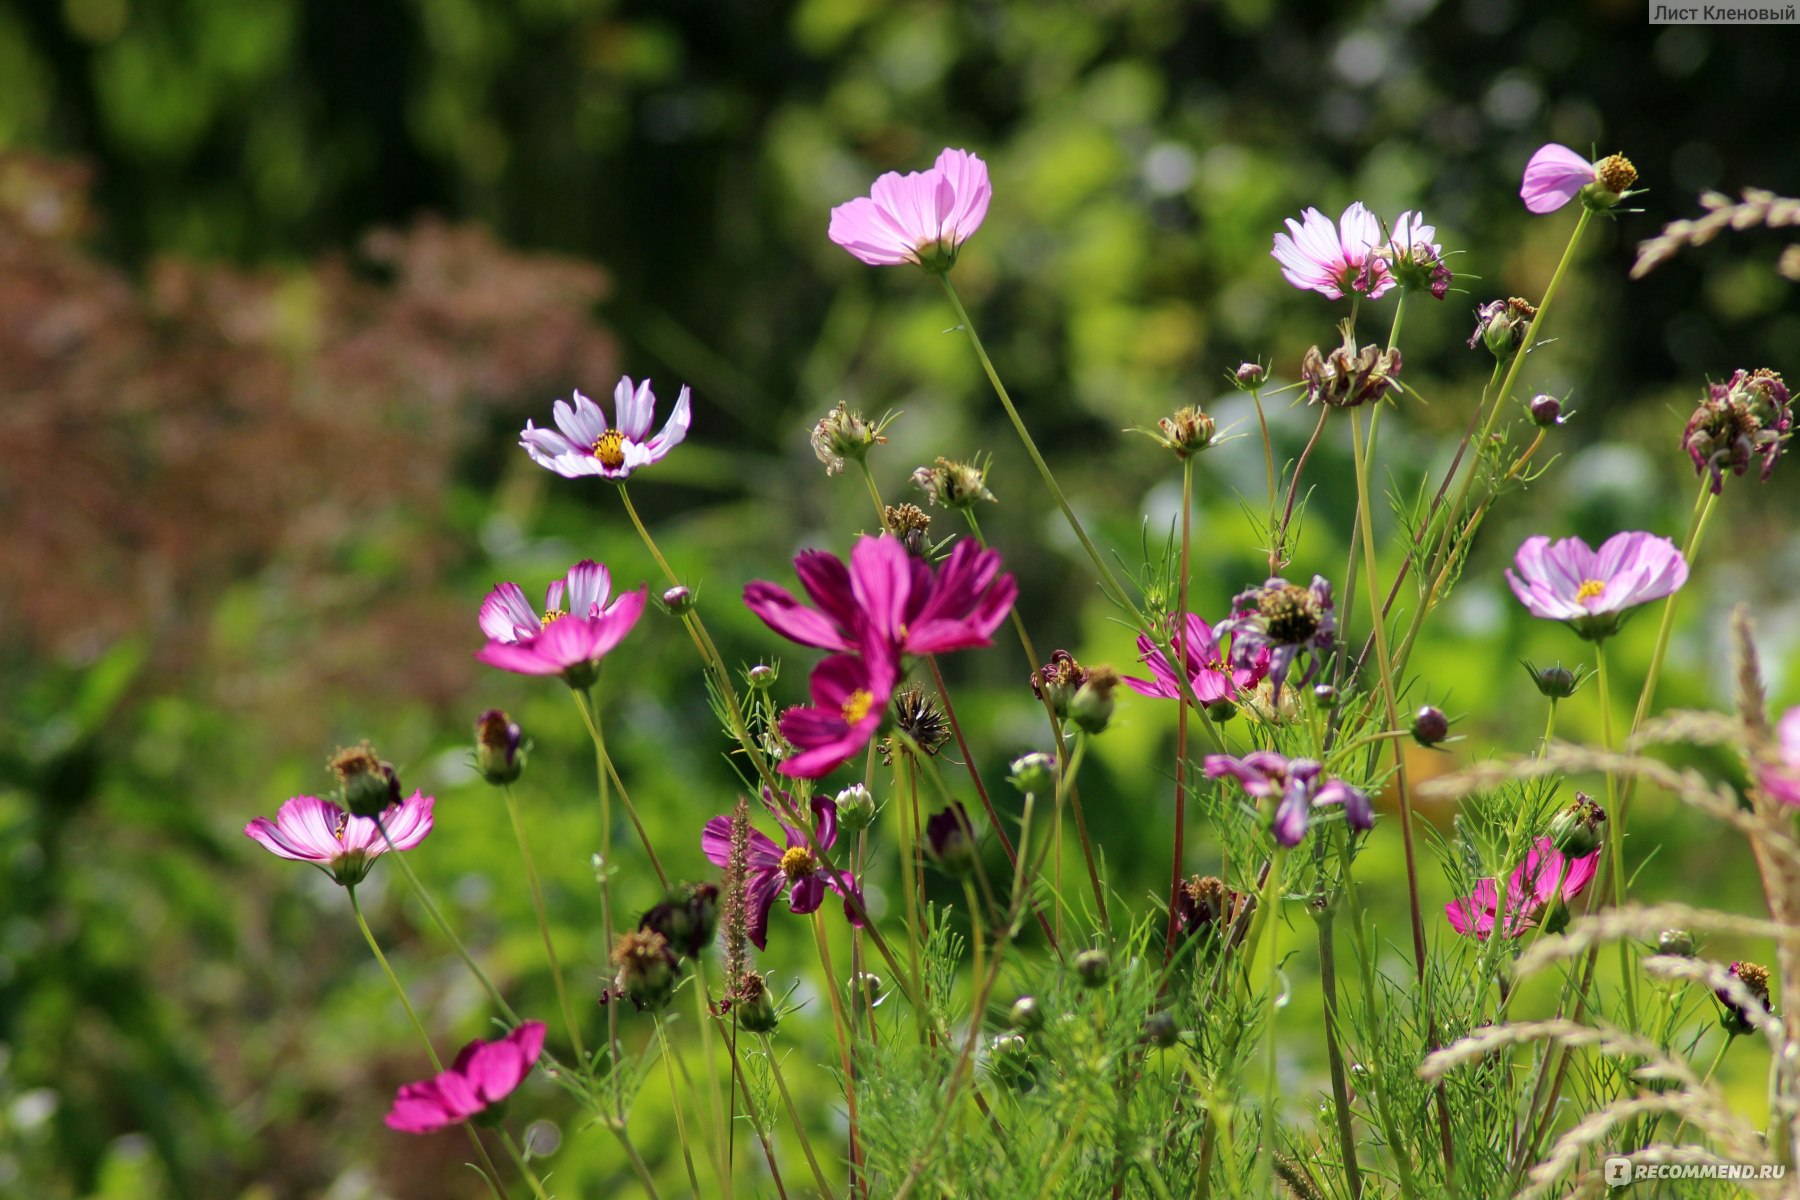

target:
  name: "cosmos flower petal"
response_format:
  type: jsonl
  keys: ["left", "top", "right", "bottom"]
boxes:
{"left": 1521, "top": 143, "right": 1597, "bottom": 213}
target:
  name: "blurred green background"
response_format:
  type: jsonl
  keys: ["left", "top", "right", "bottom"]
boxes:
{"left": 3, "top": 0, "right": 1799, "bottom": 1196}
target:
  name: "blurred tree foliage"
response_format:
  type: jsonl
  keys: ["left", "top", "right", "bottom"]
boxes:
{"left": 2, "top": 1, "right": 1798, "bottom": 1196}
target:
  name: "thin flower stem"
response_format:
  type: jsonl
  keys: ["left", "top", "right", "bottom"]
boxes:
{"left": 1595, "top": 643, "right": 1641, "bottom": 1035}
{"left": 939, "top": 276, "right": 1141, "bottom": 621}
{"left": 762, "top": 1034, "right": 843, "bottom": 1200}
{"left": 653, "top": 1016, "right": 705, "bottom": 1197}
{"left": 689, "top": 961, "right": 734, "bottom": 1200}
{"left": 1252, "top": 845, "right": 1288, "bottom": 1195}
{"left": 1165, "top": 455, "right": 1196, "bottom": 962}
{"left": 1314, "top": 899, "right": 1363, "bottom": 1200}
{"left": 498, "top": 1129, "right": 555, "bottom": 1200}
{"left": 810, "top": 909, "right": 862, "bottom": 1185}
{"left": 894, "top": 753, "right": 927, "bottom": 1039}
{"left": 503, "top": 783, "right": 588, "bottom": 1069}
{"left": 1245, "top": 382, "right": 1278, "bottom": 562}
{"left": 347, "top": 888, "right": 510, "bottom": 1199}
{"left": 575, "top": 722, "right": 671, "bottom": 890}
{"left": 856, "top": 459, "right": 890, "bottom": 529}
{"left": 1347, "top": 404, "right": 1454, "bottom": 1180}
{"left": 1275, "top": 408, "right": 1330, "bottom": 570}
{"left": 928, "top": 655, "right": 1020, "bottom": 873}
{"left": 612, "top": 1127, "right": 666, "bottom": 1200}
{"left": 1386, "top": 292, "right": 1407, "bottom": 353}
{"left": 576, "top": 688, "right": 624, "bottom": 1111}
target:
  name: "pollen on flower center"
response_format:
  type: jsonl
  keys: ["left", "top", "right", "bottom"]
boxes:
{"left": 1259, "top": 584, "right": 1321, "bottom": 645}
{"left": 541, "top": 608, "right": 568, "bottom": 626}
{"left": 840, "top": 688, "right": 875, "bottom": 725}
{"left": 1574, "top": 580, "right": 1607, "bottom": 605}
{"left": 593, "top": 429, "right": 627, "bottom": 469}
{"left": 778, "top": 846, "right": 817, "bottom": 880}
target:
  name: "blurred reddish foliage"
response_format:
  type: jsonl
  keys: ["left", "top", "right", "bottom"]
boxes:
{"left": 0, "top": 153, "right": 617, "bottom": 707}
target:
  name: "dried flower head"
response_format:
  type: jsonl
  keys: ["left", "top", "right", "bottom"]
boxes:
{"left": 611, "top": 928, "right": 681, "bottom": 1011}
{"left": 1031, "top": 649, "right": 1090, "bottom": 718}
{"left": 1468, "top": 297, "right": 1537, "bottom": 359}
{"left": 1718, "top": 960, "right": 1774, "bottom": 1035}
{"left": 730, "top": 969, "right": 778, "bottom": 1032}
{"left": 913, "top": 455, "right": 997, "bottom": 509}
{"left": 1301, "top": 325, "right": 1402, "bottom": 409}
{"left": 328, "top": 741, "right": 402, "bottom": 818}
{"left": 1147, "top": 405, "right": 1218, "bottom": 458}
{"left": 884, "top": 503, "right": 932, "bottom": 556}
{"left": 880, "top": 682, "right": 951, "bottom": 764}
{"left": 1682, "top": 368, "right": 1791, "bottom": 495}
{"left": 811, "top": 401, "right": 893, "bottom": 475}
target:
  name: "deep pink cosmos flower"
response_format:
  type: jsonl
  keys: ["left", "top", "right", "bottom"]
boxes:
{"left": 244, "top": 792, "right": 434, "bottom": 887}
{"left": 520, "top": 375, "right": 691, "bottom": 480}
{"left": 1445, "top": 838, "right": 1600, "bottom": 940}
{"left": 476, "top": 559, "right": 647, "bottom": 687}
{"left": 778, "top": 648, "right": 898, "bottom": 778}
{"left": 1125, "top": 612, "right": 1269, "bottom": 706}
{"left": 1271, "top": 203, "right": 1394, "bottom": 300}
{"left": 829, "top": 148, "right": 991, "bottom": 271}
{"left": 701, "top": 793, "right": 863, "bottom": 949}
{"left": 1758, "top": 708, "right": 1800, "bottom": 807}
{"left": 385, "top": 1022, "right": 546, "bottom": 1134}
{"left": 1504, "top": 532, "right": 1689, "bottom": 642}
{"left": 1204, "top": 752, "right": 1372, "bottom": 847}
{"left": 745, "top": 534, "right": 1016, "bottom": 660}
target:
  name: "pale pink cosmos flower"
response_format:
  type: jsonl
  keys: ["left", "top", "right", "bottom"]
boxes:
{"left": 244, "top": 791, "right": 434, "bottom": 887}
{"left": 1519, "top": 143, "right": 1598, "bottom": 214}
{"left": 1505, "top": 531, "right": 1689, "bottom": 642}
{"left": 520, "top": 375, "right": 691, "bottom": 480}
{"left": 385, "top": 1022, "right": 546, "bottom": 1134}
{"left": 1271, "top": 203, "right": 1395, "bottom": 300}
{"left": 1445, "top": 838, "right": 1600, "bottom": 940}
{"left": 477, "top": 559, "right": 647, "bottom": 687}
{"left": 1759, "top": 708, "right": 1800, "bottom": 807}
{"left": 828, "top": 148, "right": 992, "bottom": 270}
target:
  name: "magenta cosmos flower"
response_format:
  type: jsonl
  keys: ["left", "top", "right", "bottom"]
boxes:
{"left": 1204, "top": 752, "right": 1372, "bottom": 847}
{"left": 476, "top": 559, "right": 647, "bottom": 687}
{"left": 1759, "top": 707, "right": 1800, "bottom": 807}
{"left": 244, "top": 792, "right": 434, "bottom": 887}
{"left": 779, "top": 648, "right": 898, "bottom": 778}
{"left": 1271, "top": 203, "right": 1394, "bottom": 300}
{"left": 745, "top": 534, "right": 1017, "bottom": 660}
{"left": 701, "top": 793, "right": 863, "bottom": 948}
{"left": 1125, "top": 612, "right": 1269, "bottom": 705}
{"left": 520, "top": 375, "right": 691, "bottom": 480}
{"left": 385, "top": 1022, "right": 546, "bottom": 1134}
{"left": 1445, "top": 838, "right": 1599, "bottom": 940}
{"left": 1505, "top": 532, "right": 1689, "bottom": 642}
{"left": 828, "top": 147, "right": 991, "bottom": 271}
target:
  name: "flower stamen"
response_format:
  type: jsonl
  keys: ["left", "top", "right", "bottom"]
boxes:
{"left": 841, "top": 688, "right": 875, "bottom": 725}
{"left": 778, "top": 845, "right": 817, "bottom": 880}
{"left": 541, "top": 608, "right": 568, "bottom": 626}
{"left": 1574, "top": 579, "right": 1607, "bottom": 606}
{"left": 593, "top": 429, "right": 627, "bottom": 469}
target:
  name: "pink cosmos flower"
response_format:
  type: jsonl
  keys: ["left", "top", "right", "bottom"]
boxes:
{"left": 244, "top": 792, "right": 435, "bottom": 887}
{"left": 1125, "top": 612, "right": 1269, "bottom": 705}
{"left": 1519, "top": 144, "right": 1598, "bottom": 214}
{"left": 385, "top": 1022, "right": 546, "bottom": 1134}
{"left": 1758, "top": 708, "right": 1800, "bottom": 807}
{"left": 1271, "top": 203, "right": 1395, "bottom": 300}
{"left": 520, "top": 375, "right": 691, "bottom": 480}
{"left": 1378, "top": 210, "right": 1453, "bottom": 300}
{"left": 1204, "top": 752, "right": 1372, "bottom": 848}
{"left": 1445, "top": 838, "right": 1600, "bottom": 940}
{"left": 476, "top": 559, "right": 647, "bottom": 686}
{"left": 828, "top": 148, "right": 991, "bottom": 270}
{"left": 1504, "top": 532, "right": 1689, "bottom": 642}
{"left": 701, "top": 793, "right": 863, "bottom": 948}
{"left": 778, "top": 648, "right": 898, "bottom": 778}
{"left": 744, "top": 534, "right": 1017, "bottom": 661}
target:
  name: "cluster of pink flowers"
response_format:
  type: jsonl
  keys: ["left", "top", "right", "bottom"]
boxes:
{"left": 1271, "top": 203, "right": 1449, "bottom": 301}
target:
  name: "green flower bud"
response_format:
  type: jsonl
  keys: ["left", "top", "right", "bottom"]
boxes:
{"left": 474, "top": 709, "right": 524, "bottom": 785}
{"left": 1657, "top": 929, "right": 1695, "bottom": 958}
{"left": 1009, "top": 752, "right": 1056, "bottom": 798}
{"left": 1074, "top": 948, "right": 1111, "bottom": 989}
{"left": 835, "top": 783, "right": 876, "bottom": 833}
{"left": 1548, "top": 792, "right": 1606, "bottom": 858}
{"left": 329, "top": 742, "right": 401, "bottom": 819}
{"left": 1009, "top": 995, "right": 1045, "bottom": 1033}
{"left": 1143, "top": 1011, "right": 1179, "bottom": 1048}
{"left": 1069, "top": 667, "right": 1120, "bottom": 735}
{"left": 734, "top": 972, "right": 779, "bottom": 1033}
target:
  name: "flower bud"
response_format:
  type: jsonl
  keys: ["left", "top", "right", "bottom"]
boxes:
{"left": 474, "top": 709, "right": 524, "bottom": 785}
{"left": 1143, "top": 1011, "right": 1179, "bottom": 1048}
{"left": 913, "top": 455, "right": 996, "bottom": 510}
{"left": 1718, "top": 960, "right": 1773, "bottom": 1036}
{"left": 1204, "top": 699, "right": 1238, "bottom": 723}
{"left": 639, "top": 882, "right": 720, "bottom": 959}
{"left": 1234, "top": 361, "right": 1267, "bottom": 389}
{"left": 329, "top": 742, "right": 402, "bottom": 819}
{"left": 733, "top": 971, "right": 779, "bottom": 1033}
{"left": 810, "top": 401, "right": 891, "bottom": 476}
{"left": 1313, "top": 683, "right": 1340, "bottom": 708}
{"left": 1009, "top": 995, "right": 1045, "bottom": 1033}
{"left": 1528, "top": 394, "right": 1565, "bottom": 427}
{"left": 1657, "top": 929, "right": 1695, "bottom": 958}
{"left": 1074, "top": 948, "right": 1111, "bottom": 988}
{"left": 1468, "top": 297, "right": 1536, "bottom": 361}
{"left": 1151, "top": 405, "right": 1218, "bottom": 459}
{"left": 987, "top": 1033, "right": 1034, "bottom": 1088}
{"left": 747, "top": 663, "right": 777, "bottom": 689}
{"left": 884, "top": 503, "right": 933, "bottom": 556}
{"left": 835, "top": 783, "right": 877, "bottom": 833}
{"left": 1069, "top": 667, "right": 1120, "bottom": 735}
{"left": 924, "top": 803, "right": 978, "bottom": 877}
{"left": 1412, "top": 705, "right": 1449, "bottom": 747}
{"left": 1524, "top": 660, "right": 1583, "bottom": 699}
{"left": 1548, "top": 792, "right": 1606, "bottom": 858}
{"left": 852, "top": 972, "right": 884, "bottom": 1009}
{"left": 612, "top": 928, "right": 681, "bottom": 1012}
{"left": 661, "top": 585, "right": 694, "bottom": 615}
{"left": 1031, "top": 650, "right": 1089, "bottom": 718}
{"left": 1009, "top": 752, "right": 1056, "bottom": 798}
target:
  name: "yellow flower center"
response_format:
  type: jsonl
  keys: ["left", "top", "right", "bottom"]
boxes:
{"left": 778, "top": 846, "right": 817, "bottom": 880}
{"left": 1574, "top": 579, "right": 1607, "bottom": 606}
{"left": 840, "top": 688, "right": 875, "bottom": 725}
{"left": 593, "top": 429, "right": 627, "bottom": 469}
{"left": 541, "top": 608, "right": 568, "bottom": 626}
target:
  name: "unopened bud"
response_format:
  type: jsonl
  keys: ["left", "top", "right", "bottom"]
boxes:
{"left": 1143, "top": 1011, "right": 1179, "bottom": 1047}
{"left": 639, "top": 882, "right": 720, "bottom": 959}
{"left": 1412, "top": 705, "right": 1449, "bottom": 747}
{"left": 1524, "top": 660, "right": 1582, "bottom": 699}
{"left": 1313, "top": 683, "right": 1340, "bottom": 708}
{"left": 474, "top": 709, "right": 524, "bottom": 785}
{"left": 988, "top": 1033, "right": 1034, "bottom": 1088}
{"left": 1070, "top": 667, "right": 1120, "bottom": 735}
{"left": 852, "top": 972, "right": 884, "bottom": 1009}
{"left": 924, "top": 803, "right": 978, "bottom": 877}
{"left": 1074, "top": 948, "right": 1112, "bottom": 988}
{"left": 1528, "top": 394, "right": 1565, "bottom": 427}
{"left": 835, "top": 783, "right": 876, "bottom": 833}
{"left": 1234, "top": 361, "right": 1267, "bottom": 388}
{"left": 1548, "top": 792, "right": 1606, "bottom": 858}
{"left": 329, "top": 742, "right": 401, "bottom": 819}
{"left": 1009, "top": 752, "right": 1056, "bottom": 798}
{"left": 1657, "top": 929, "right": 1695, "bottom": 958}
{"left": 734, "top": 971, "right": 779, "bottom": 1033}
{"left": 1205, "top": 700, "right": 1238, "bottom": 723}
{"left": 661, "top": 585, "right": 694, "bottom": 615}
{"left": 1009, "top": 995, "right": 1045, "bottom": 1033}
{"left": 747, "top": 663, "right": 777, "bottom": 689}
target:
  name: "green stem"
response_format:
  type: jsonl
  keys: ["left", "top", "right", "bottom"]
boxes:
{"left": 856, "top": 459, "right": 890, "bottom": 529}
{"left": 612, "top": 1127, "right": 666, "bottom": 1200}
{"left": 1595, "top": 643, "right": 1639, "bottom": 1034}
{"left": 1252, "top": 846, "right": 1289, "bottom": 1195}
{"left": 763, "top": 1034, "right": 842, "bottom": 1200}
{"left": 1165, "top": 455, "right": 1194, "bottom": 960}
{"left": 503, "top": 783, "right": 588, "bottom": 1069}
{"left": 1314, "top": 898, "right": 1363, "bottom": 1200}
{"left": 575, "top": 688, "right": 623, "bottom": 1110}
{"left": 939, "top": 276, "right": 1140, "bottom": 621}
{"left": 654, "top": 1016, "right": 705, "bottom": 1197}
{"left": 499, "top": 1128, "right": 555, "bottom": 1200}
